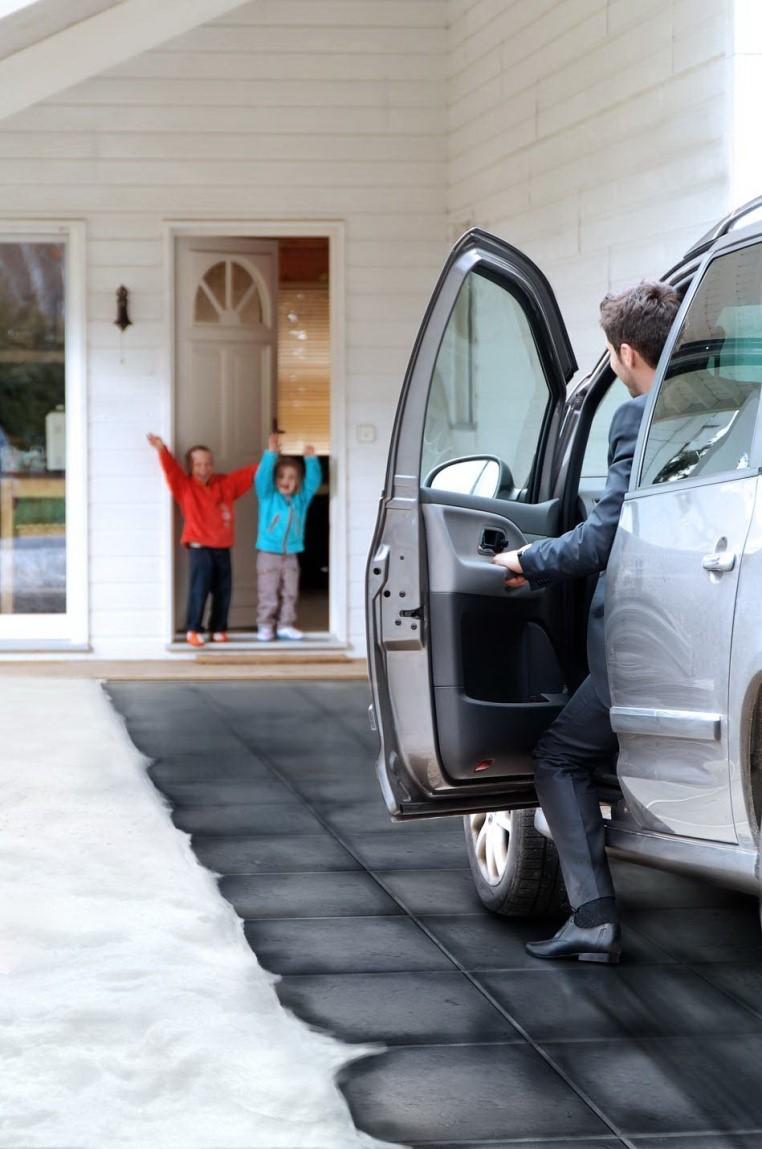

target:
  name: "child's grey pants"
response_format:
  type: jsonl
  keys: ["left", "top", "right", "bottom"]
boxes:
{"left": 256, "top": 551, "right": 300, "bottom": 627}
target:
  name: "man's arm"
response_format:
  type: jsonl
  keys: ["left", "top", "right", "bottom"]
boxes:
{"left": 505, "top": 397, "right": 646, "bottom": 589}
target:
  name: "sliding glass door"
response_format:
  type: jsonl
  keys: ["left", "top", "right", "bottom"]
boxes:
{"left": 0, "top": 227, "right": 86, "bottom": 645}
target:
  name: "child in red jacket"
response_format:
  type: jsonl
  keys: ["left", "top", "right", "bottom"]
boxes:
{"left": 147, "top": 434, "right": 257, "bottom": 647}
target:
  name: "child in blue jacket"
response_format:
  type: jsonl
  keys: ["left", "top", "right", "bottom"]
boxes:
{"left": 254, "top": 433, "right": 322, "bottom": 640}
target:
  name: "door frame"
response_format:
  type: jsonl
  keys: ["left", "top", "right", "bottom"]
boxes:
{"left": 0, "top": 219, "right": 88, "bottom": 649}
{"left": 162, "top": 220, "right": 346, "bottom": 645}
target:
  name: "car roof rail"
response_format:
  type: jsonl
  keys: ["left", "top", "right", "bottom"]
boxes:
{"left": 682, "top": 194, "right": 762, "bottom": 261}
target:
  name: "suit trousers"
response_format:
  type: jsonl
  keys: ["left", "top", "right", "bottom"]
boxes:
{"left": 186, "top": 546, "right": 232, "bottom": 633}
{"left": 256, "top": 551, "right": 300, "bottom": 628}
{"left": 532, "top": 674, "right": 619, "bottom": 910}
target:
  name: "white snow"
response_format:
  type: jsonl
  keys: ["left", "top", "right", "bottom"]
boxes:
{"left": 0, "top": 679, "right": 388, "bottom": 1149}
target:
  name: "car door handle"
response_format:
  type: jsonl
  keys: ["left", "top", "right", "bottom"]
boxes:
{"left": 702, "top": 550, "right": 737, "bottom": 573}
{"left": 478, "top": 528, "right": 507, "bottom": 556}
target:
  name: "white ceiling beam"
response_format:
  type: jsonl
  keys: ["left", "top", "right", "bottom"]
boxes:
{"left": 0, "top": 0, "right": 250, "bottom": 122}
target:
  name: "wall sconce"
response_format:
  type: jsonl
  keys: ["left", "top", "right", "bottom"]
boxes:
{"left": 114, "top": 285, "right": 132, "bottom": 332}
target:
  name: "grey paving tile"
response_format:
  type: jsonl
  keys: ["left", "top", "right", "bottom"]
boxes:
{"left": 157, "top": 778, "right": 296, "bottom": 806}
{"left": 480, "top": 965, "right": 762, "bottom": 1041}
{"left": 544, "top": 1035, "right": 762, "bottom": 1136}
{"left": 422, "top": 915, "right": 675, "bottom": 971}
{"left": 633, "top": 1135, "right": 762, "bottom": 1148}
{"left": 346, "top": 830, "right": 468, "bottom": 870}
{"left": 147, "top": 752, "right": 272, "bottom": 784}
{"left": 338, "top": 1045, "right": 610, "bottom": 1144}
{"left": 315, "top": 799, "right": 462, "bottom": 836}
{"left": 124, "top": 727, "right": 244, "bottom": 757}
{"left": 286, "top": 772, "right": 382, "bottom": 802}
{"left": 220, "top": 872, "right": 401, "bottom": 919}
{"left": 611, "top": 859, "right": 750, "bottom": 910}
{"left": 263, "top": 743, "right": 374, "bottom": 769}
{"left": 691, "top": 962, "right": 762, "bottom": 1020}
{"left": 276, "top": 970, "right": 520, "bottom": 1045}
{"left": 172, "top": 801, "right": 324, "bottom": 836}
{"left": 625, "top": 905, "right": 762, "bottom": 964}
{"left": 243, "top": 916, "right": 453, "bottom": 974}
{"left": 376, "top": 869, "right": 483, "bottom": 915}
{"left": 413, "top": 1142, "right": 621, "bottom": 1149}
{"left": 192, "top": 832, "right": 361, "bottom": 874}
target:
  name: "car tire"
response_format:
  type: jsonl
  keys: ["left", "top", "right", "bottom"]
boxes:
{"left": 464, "top": 809, "right": 570, "bottom": 917}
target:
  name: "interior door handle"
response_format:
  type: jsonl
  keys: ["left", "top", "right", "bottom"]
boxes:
{"left": 702, "top": 550, "right": 737, "bottom": 573}
{"left": 478, "top": 528, "right": 507, "bottom": 556}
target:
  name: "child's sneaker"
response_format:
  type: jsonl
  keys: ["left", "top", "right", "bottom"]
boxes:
{"left": 211, "top": 632, "right": 229, "bottom": 643}
{"left": 277, "top": 625, "right": 304, "bottom": 640}
{"left": 256, "top": 625, "right": 275, "bottom": 642}
{"left": 186, "top": 630, "right": 205, "bottom": 647}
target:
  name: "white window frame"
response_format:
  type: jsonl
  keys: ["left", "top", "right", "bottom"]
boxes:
{"left": 162, "top": 220, "right": 347, "bottom": 645}
{"left": 0, "top": 221, "right": 88, "bottom": 647}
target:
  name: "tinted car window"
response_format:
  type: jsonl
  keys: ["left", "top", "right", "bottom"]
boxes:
{"left": 640, "top": 243, "right": 762, "bottom": 488}
{"left": 421, "top": 269, "right": 552, "bottom": 496}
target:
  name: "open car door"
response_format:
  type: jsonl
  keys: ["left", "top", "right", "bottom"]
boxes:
{"left": 367, "top": 230, "right": 578, "bottom": 819}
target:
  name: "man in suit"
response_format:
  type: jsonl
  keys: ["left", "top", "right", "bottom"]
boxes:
{"left": 493, "top": 281, "right": 681, "bottom": 964}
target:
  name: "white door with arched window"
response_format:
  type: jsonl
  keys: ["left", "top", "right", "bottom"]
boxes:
{"left": 175, "top": 238, "right": 276, "bottom": 632}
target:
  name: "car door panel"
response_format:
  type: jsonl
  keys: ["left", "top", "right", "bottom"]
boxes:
{"left": 367, "top": 229, "right": 577, "bottom": 818}
{"left": 606, "top": 237, "right": 762, "bottom": 845}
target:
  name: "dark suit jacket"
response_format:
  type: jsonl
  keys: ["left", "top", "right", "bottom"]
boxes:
{"left": 519, "top": 393, "right": 647, "bottom": 705}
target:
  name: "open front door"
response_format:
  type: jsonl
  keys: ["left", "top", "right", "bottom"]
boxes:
{"left": 367, "top": 230, "right": 577, "bottom": 818}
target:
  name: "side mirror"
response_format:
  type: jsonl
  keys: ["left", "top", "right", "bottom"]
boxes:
{"left": 424, "top": 455, "right": 514, "bottom": 500}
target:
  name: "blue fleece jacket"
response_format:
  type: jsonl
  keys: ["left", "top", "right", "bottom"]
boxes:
{"left": 254, "top": 451, "right": 322, "bottom": 554}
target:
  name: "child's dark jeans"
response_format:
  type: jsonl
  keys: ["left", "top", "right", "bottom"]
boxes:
{"left": 187, "top": 546, "right": 232, "bottom": 632}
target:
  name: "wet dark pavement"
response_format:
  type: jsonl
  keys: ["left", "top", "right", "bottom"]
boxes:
{"left": 107, "top": 681, "right": 762, "bottom": 1149}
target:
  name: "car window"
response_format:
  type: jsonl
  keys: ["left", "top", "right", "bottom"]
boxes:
{"left": 639, "top": 242, "right": 762, "bottom": 488}
{"left": 580, "top": 378, "right": 630, "bottom": 480}
{"left": 421, "top": 268, "right": 553, "bottom": 497}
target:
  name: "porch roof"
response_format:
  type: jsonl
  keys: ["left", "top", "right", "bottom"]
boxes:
{"left": 0, "top": 0, "right": 250, "bottom": 123}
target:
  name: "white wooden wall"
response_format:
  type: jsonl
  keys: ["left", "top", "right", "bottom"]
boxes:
{"left": 0, "top": 0, "right": 739, "bottom": 656}
{"left": 447, "top": 0, "right": 733, "bottom": 370}
{"left": 0, "top": 0, "right": 450, "bottom": 656}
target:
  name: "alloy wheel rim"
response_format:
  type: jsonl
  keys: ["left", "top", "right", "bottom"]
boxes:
{"left": 468, "top": 810, "right": 512, "bottom": 886}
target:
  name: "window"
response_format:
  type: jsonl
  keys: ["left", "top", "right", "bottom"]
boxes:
{"left": 640, "top": 243, "right": 762, "bottom": 488}
{"left": 0, "top": 242, "right": 66, "bottom": 615}
{"left": 580, "top": 378, "right": 629, "bottom": 481}
{"left": 193, "top": 258, "right": 264, "bottom": 327}
{"left": 421, "top": 270, "right": 553, "bottom": 495}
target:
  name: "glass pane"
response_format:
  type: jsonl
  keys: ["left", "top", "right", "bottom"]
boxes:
{"left": 581, "top": 378, "right": 629, "bottom": 479}
{"left": 231, "top": 261, "right": 253, "bottom": 308}
{"left": 421, "top": 269, "right": 551, "bottom": 495}
{"left": 640, "top": 244, "right": 762, "bottom": 487}
{"left": 238, "top": 285, "right": 262, "bottom": 326}
{"left": 194, "top": 285, "right": 219, "bottom": 324}
{"left": 0, "top": 242, "right": 66, "bottom": 614}
{"left": 203, "top": 261, "right": 226, "bottom": 308}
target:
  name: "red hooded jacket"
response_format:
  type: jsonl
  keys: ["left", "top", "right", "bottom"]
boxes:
{"left": 159, "top": 446, "right": 257, "bottom": 548}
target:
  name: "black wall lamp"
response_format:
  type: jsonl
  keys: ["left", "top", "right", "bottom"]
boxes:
{"left": 114, "top": 285, "right": 132, "bottom": 332}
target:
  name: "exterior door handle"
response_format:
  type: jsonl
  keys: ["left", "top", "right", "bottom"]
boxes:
{"left": 702, "top": 550, "right": 737, "bottom": 573}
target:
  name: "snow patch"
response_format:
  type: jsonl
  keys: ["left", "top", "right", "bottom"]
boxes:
{"left": 0, "top": 679, "right": 388, "bottom": 1148}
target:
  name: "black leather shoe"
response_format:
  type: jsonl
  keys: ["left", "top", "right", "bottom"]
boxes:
{"left": 525, "top": 916, "right": 621, "bottom": 964}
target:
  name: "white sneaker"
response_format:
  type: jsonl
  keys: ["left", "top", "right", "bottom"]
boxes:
{"left": 256, "top": 625, "right": 275, "bottom": 642}
{"left": 276, "top": 625, "right": 304, "bottom": 640}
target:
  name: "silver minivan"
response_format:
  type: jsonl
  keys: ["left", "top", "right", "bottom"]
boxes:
{"left": 366, "top": 198, "right": 762, "bottom": 921}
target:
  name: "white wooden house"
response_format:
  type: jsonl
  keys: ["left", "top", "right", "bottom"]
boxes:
{"left": 0, "top": 0, "right": 749, "bottom": 659}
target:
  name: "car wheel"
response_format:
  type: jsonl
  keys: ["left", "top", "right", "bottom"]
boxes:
{"left": 464, "top": 809, "right": 569, "bottom": 917}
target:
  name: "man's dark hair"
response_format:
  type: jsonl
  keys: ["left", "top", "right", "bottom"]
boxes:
{"left": 599, "top": 281, "right": 681, "bottom": 368}
{"left": 185, "top": 444, "right": 212, "bottom": 473}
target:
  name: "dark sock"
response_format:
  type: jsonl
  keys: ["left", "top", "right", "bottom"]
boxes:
{"left": 573, "top": 897, "right": 618, "bottom": 928}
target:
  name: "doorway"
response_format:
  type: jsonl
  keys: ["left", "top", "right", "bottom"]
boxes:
{"left": 173, "top": 235, "right": 331, "bottom": 641}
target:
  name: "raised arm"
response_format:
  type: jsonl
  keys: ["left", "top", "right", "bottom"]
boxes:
{"left": 223, "top": 462, "right": 258, "bottom": 501}
{"left": 301, "top": 447, "right": 322, "bottom": 505}
{"left": 147, "top": 434, "right": 187, "bottom": 502}
{"left": 254, "top": 450, "right": 277, "bottom": 499}
{"left": 516, "top": 397, "right": 646, "bottom": 589}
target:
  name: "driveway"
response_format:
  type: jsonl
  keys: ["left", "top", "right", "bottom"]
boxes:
{"left": 108, "top": 680, "right": 762, "bottom": 1149}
